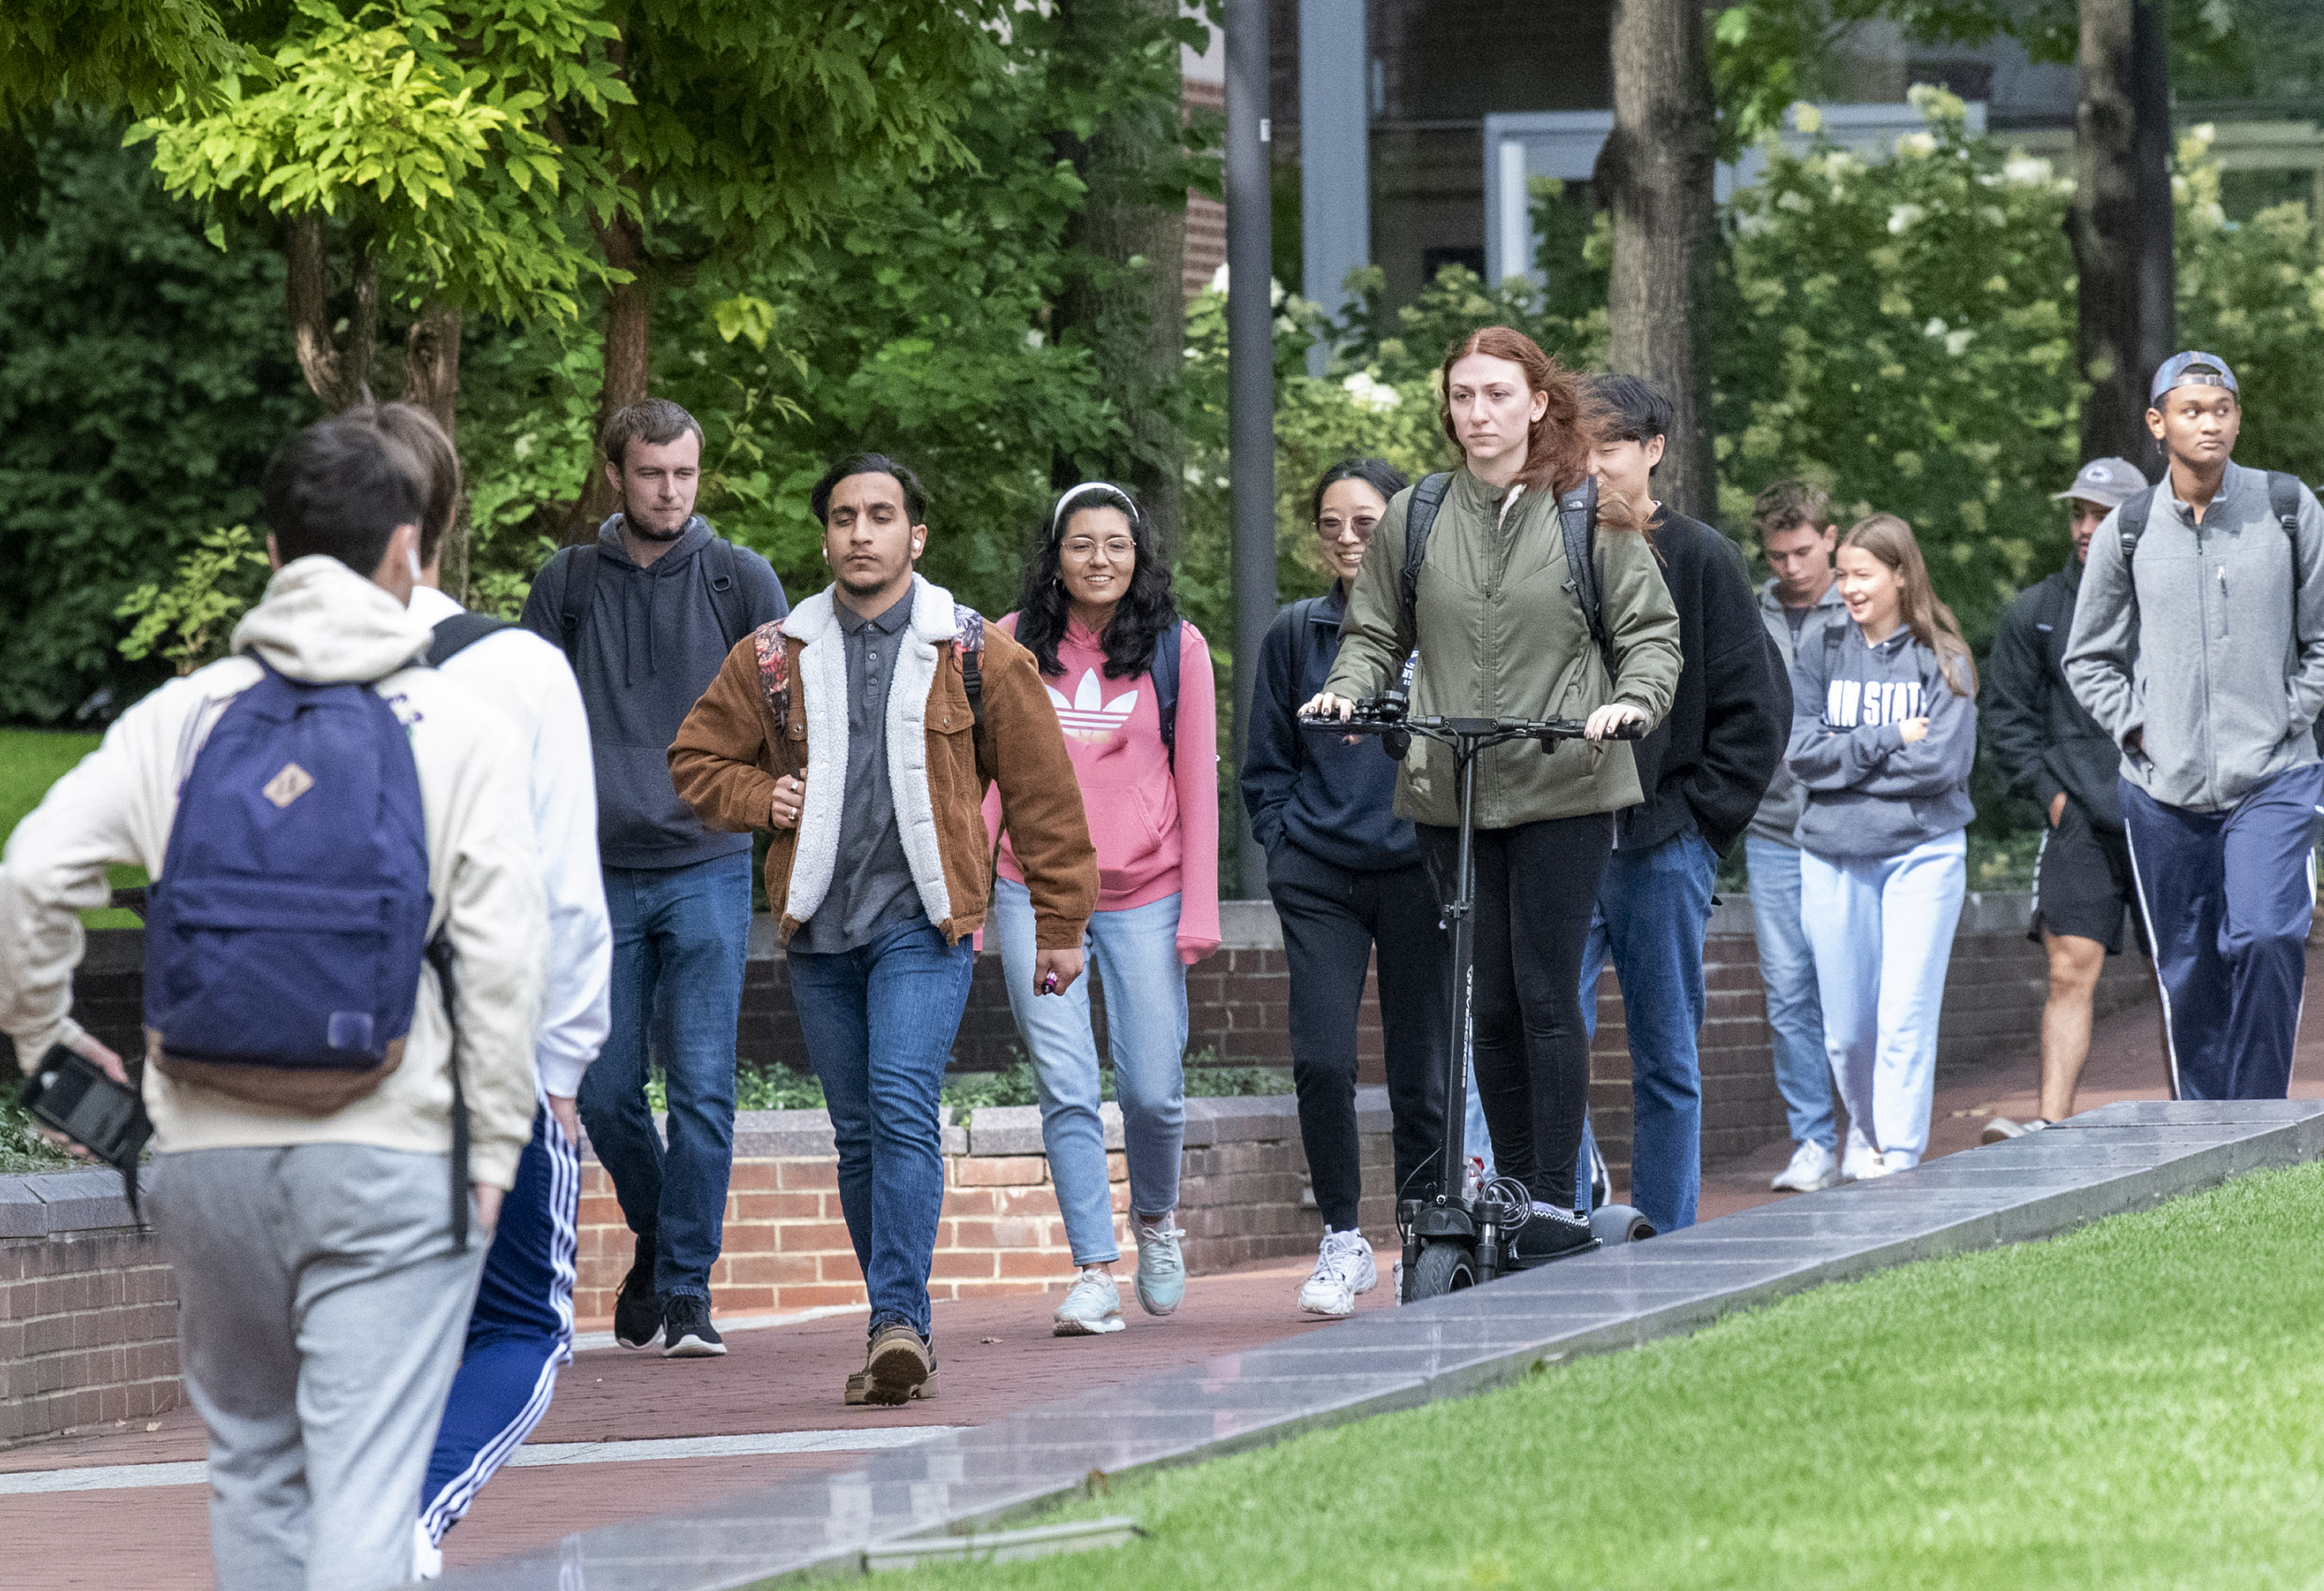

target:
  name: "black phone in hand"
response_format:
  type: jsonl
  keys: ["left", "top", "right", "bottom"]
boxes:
{"left": 22, "top": 1045, "right": 152, "bottom": 1173}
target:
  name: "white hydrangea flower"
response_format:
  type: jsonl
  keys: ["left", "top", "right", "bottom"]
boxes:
{"left": 1790, "top": 102, "right": 1824, "bottom": 134}
{"left": 1923, "top": 316, "right": 1950, "bottom": 339}
{"left": 1208, "top": 263, "right": 1230, "bottom": 295}
{"left": 1888, "top": 203, "right": 1927, "bottom": 233}
{"left": 2002, "top": 155, "right": 2054, "bottom": 188}
{"left": 1945, "top": 328, "right": 1975, "bottom": 357}
{"left": 1341, "top": 372, "right": 1403, "bottom": 413}
{"left": 1896, "top": 132, "right": 1938, "bottom": 160}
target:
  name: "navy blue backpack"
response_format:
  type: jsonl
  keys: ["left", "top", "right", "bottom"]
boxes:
{"left": 144, "top": 665, "right": 434, "bottom": 1109}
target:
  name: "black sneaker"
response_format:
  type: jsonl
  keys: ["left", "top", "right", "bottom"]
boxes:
{"left": 612, "top": 1240, "right": 659, "bottom": 1350}
{"left": 662, "top": 1294, "right": 726, "bottom": 1358}
{"left": 1507, "top": 1206, "right": 1595, "bottom": 1268}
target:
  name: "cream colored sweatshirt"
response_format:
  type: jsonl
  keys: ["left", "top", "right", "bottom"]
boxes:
{"left": 0, "top": 557, "right": 547, "bottom": 1188}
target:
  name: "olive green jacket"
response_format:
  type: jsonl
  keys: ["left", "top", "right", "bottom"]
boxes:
{"left": 1321, "top": 469, "right": 1684, "bottom": 828}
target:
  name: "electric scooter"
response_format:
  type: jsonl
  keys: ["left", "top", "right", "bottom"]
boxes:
{"left": 1300, "top": 690, "right": 1656, "bottom": 1303}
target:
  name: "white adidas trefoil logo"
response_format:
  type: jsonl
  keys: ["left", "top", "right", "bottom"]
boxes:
{"left": 1049, "top": 669, "right": 1140, "bottom": 743}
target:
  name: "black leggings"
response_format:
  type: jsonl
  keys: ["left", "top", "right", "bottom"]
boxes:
{"left": 1419, "top": 813, "right": 1613, "bottom": 1210}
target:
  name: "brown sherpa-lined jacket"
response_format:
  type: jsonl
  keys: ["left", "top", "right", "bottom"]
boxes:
{"left": 670, "top": 574, "right": 1097, "bottom": 949}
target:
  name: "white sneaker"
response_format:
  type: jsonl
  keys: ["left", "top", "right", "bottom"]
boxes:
{"left": 1981, "top": 1116, "right": 2047, "bottom": 1144}
{"left": 1296, "top": 1228, "right": 1378, "bottom": 1317}
{"left": 1052, "top": 1266, "right": 1125, "bottom": 1336}
{"left": 413, "top": 1520, "right": 443, "bottom": 1581}
{"left": 1132, "top": 1217, "right": 1186, "bottom": 1316}
{"left": 1839, "top": 1129, "right": 1882, "bottom": 1184}
{"left": 1771, "top": 1140, "right": 1840, "bottom": 1192}
{"left": 1853, "top": 1158, "right": 1898, "bottom": 1180}
{"left": 1882, "top": 1149, "right": 1919, "bottom": 1173}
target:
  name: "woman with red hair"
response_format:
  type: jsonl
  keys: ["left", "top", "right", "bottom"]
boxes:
{"left": 1307, "top": 326, "right": 1681, "bottom": 1263}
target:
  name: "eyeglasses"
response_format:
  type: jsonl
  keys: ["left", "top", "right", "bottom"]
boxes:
{"left": 1317, "top": 515, "right": 1381, "bottom": 539}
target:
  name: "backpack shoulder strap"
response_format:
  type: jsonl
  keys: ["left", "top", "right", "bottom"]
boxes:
{"left": 1557, "top": 475, "right": 1616, "bottom": 675}
{"left": 1400, "top": 474, "right": 1453, "bottom": 631}
{"left": 426, "top": 612, "right": 514, "bottom": 667}
{"left": 705, "top": 538, "right": 748, "bottom": 653}
{"left": 954, "top": 604, "right": 986, "bottom": 731}
{"left": 1150, "top": 616, "right": 1184, "bottom": 768}
{"left": 557, "top": 545, "right": 599, "bottom": 664}
{"left": 2270, "top": 473, "right": 2306, "bottom": 597}
{"left": 1823, "top": 616, "right": 1845, "bottom": 658}
{"left": 2117, "top": 486, "right": 2153, "bottom": 564}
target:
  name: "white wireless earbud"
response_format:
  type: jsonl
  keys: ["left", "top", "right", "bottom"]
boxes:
{"left": 407, "top": 547, "right": 424, "bottom": 582}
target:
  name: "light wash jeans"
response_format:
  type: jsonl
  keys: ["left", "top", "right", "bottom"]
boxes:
{"left": 1801, "top": 831, "right": 1968, "bottom": 1166}
{"left": 1745, "top": 836, "right": 1836, "bottom": 1152}
{"left": 991, "top": 877, "right": 1188, "bottom": 1262}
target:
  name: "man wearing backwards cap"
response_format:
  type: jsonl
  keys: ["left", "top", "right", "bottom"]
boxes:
{"left": 2066, "top": 354, "right": 2324, "bottom": 1101}
{"left": 1981, "top": 457, "right": 2149, "bottom": 1140}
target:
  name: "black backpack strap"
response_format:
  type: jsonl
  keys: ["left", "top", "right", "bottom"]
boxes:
{"left": 2116, "top": 487, "right": 2152, "bottom": 565}
{"left": 1150, "top": 616, "right": 1184, "bottom": 768}
{"left": 1558, "top": 475, "right": 1616, "bottom": 677}
{"left": 705, "top": 537, "right": 748, "bottom": 653}
{"left": 1288, "top": 596, "right": 1326, "bottom": 699}
{"left": 427, "top": 612, "right": 514, "bottom": 666}
{"left": 557, "top": 545, "right": 600, "bottom": 665}
{"left": 1399, "top": 474, "right": 1453, "bottom": 635}
{"left": 423, "top": 935, "right": 472, "bottom": 1254}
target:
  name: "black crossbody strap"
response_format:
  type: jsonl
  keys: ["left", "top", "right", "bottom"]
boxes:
{"left": 557, "top": 545, "right": 600, "bottom": 665}
{"left": 423, "top": 936, "right": 471, "bottom": 1253}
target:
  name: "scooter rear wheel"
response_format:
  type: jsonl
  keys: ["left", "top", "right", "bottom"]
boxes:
{"left": 1406, "top": 1240, "right": 1477, "bottom": 1301}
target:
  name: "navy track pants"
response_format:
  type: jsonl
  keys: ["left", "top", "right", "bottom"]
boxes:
{"left": 419, "top": 1104, "right": 580, "bottom": 1545}
{"left": 2122, "top": 763, "right": 2322, "bottom": 1101}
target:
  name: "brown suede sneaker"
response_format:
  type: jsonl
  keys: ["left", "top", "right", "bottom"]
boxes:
{"left": 849, "top": 1322, "right": 936, "bottom": 1407}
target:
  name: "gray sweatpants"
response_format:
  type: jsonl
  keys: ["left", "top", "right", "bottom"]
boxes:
{"left": 151, "top": 1145, "right": 487, "bottom": 1591}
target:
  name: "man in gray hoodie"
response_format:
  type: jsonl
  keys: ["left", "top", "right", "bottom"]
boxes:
{"left": 520, "top": 399, "right": 788, "bottom": 1357}
{"left": 2065, "top": 352, "right": 2324, "bottom": 1100}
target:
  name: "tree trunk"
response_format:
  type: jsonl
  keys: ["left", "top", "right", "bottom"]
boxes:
{"left": 1599, "top": 0, "right": 1719, "bottom": 521}
{"left": 2072, "top": 0, "right": 2146, "bottom": 466}
{"left": 566, "top": 201, "right": 652, "bottom": 545}
{"left": 403, "top": 301, "right": 468, "bottom": 597}
{"left": 286, "top": 211, "right": 379, "bottom": 412}
{"left": 1045, "top": 0, "right": 1188, "bottom": 557}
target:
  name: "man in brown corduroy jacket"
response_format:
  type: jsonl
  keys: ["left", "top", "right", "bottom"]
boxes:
{"left": 671, "top": 452, "right": 1097, "bottom": 1406}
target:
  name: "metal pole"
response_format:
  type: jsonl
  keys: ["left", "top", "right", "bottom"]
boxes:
{"left": 1227, "top": 0, "right": 1276, "bottom": 900}
{"left": 2131, "top": 0, "right": 2175, "bottom": 393}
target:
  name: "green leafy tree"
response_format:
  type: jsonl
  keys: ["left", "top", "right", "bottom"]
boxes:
{"left": 115, "top": 525, "right": 273, "bottom": 673}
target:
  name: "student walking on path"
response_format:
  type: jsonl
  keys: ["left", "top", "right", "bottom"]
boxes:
{"left": 671, "top": 454, "right": 1097, "bottom": 1405}
{"left": 2066, "top": 353, "right": 2324, "bottom": 1100}
{"left": 984, "top": 483, "right": 1220, "bottom": 1336}
{"left": 0, "top": 418, "right": 547, "bottom": 1591}
{"left": 357, "top": 402, "right": 613, "bottom": 1573}
{"left": 1573, "top": 377, "right": 1789, "bottom": 1233}
{"left": 1309, "top": 326, "right": 1682, "bottom": 1262}
{"left": 1981, "top": 457, "right": 2150, "bottom": 1141}
{"left": 1244, "top": 460, "right": 1450, "bottom": 1316}
{"left": 1788, "top": 514, "right": 1978, "bottom": 1179}
{"left": 519, "top": 399, "right": 788, "bottom": 1359}
{"left": 1746, "top": 481, "right": 1851, "bottom": 1192}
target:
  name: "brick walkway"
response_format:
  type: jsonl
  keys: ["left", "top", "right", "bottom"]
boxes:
{"left": 11, "top": 952, "right": 2321, "bottom": 1591}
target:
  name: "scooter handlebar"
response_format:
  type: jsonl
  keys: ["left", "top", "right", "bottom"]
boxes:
{"left": 1299, "top": 699, "right": 1645, "bottom": 743}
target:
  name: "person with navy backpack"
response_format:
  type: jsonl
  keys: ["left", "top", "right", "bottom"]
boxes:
{"left": 2066, "top": 352, "right": 2324, "bottom": 1101}
{"left": 0, "top": 418, "right": 547, "bottom": 1591}
{"left": 981, "top": 482, "right": 1220, "bottom": 1337}
{"left": 518, "top": 399, "right": 788, "bottom": 1359}
{"left": 352, "top": 402, "right": 613, "bottom": 1576}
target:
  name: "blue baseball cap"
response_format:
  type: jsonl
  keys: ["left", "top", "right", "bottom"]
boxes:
{"left": 2149, "top": 350, "right": 2239, "bottom": 405}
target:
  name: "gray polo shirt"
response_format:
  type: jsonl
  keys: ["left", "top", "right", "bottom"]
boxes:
{"left": 790, "top": 590, "right": 926, "bottom": 955}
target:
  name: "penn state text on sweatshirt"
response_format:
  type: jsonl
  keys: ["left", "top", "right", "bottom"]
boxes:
{"left": 1784, "top": 621, "right": 1976, "bottom": 860}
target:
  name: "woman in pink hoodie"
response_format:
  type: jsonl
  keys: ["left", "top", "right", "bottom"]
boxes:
{"left": 984, "top": 482, "right": 1220, "bottom": 1338}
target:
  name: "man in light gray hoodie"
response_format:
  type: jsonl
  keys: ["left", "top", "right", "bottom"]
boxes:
{"left": 2065, "top": 351, "right": 2324, "bottom": 1100}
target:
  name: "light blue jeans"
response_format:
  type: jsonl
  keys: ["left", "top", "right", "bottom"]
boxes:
{"left": 1745, "top": 837, "right": 1836, "bottom": 1153}
{"left": 1800, "top": 831, "right": 1968, "bottom": 1166}
{"left": 991, "top": 878, "right": 1188, "bottom": 1263}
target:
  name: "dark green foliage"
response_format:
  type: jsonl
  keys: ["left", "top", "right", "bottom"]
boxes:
{"left": 0, "top": 115, "right": 313, "bottom": 724}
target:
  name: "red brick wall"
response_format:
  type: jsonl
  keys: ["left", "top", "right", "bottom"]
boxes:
{"left": 0, "top": 1227, "right": 178, "bottom": 1446}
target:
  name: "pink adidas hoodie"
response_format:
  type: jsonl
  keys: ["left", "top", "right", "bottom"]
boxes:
{"left": 984, "top": 614, "right": 1220, "bottom": 963}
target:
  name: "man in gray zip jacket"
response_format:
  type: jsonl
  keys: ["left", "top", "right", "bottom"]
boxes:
{"left": 2064, "top": 351, "right": 2324, "bottom": 1100}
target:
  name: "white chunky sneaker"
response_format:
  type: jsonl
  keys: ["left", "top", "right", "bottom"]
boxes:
{"left": 413, "top": 1520, "right": 443, "bottom": 1581}
{"left": 1881, "top": 1149, "right": 1919, "bottom": 1173}
{"left": 1771, "top": 1140, "right": 1840, "bottom": 1192}
{"left": 1052, "top": 1266, "right": 1126, "bottom": 1336}
{"left": 1296, "top": 1228, "right": 1378, "bottom": 1317}
{"left": 1839, "top": 1129, "right": 1882, "bottom": 1184}
{"left": 1132, "top": 1216, "right": 1186, "bottom": 1316}
{"left": 1981, "top": 1116, "right": 2047, "bottom": 1144}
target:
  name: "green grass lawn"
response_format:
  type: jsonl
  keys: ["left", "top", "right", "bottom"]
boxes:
{"left": 0, "top": 727, "right": 145, "bottom": 927}
{"left": 903, "top": 1159, "right": 2324, "bottom": 1591}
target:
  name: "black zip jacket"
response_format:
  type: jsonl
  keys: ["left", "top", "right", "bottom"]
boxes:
{"left": 1241, "top": 584, "right": 1419, "bottom": 872}
{"left": 1622, "top": 509, "right": 1791, "bottom": 856}
{"left": 1985, "top": 554, "right": 2123, "bottom": 829}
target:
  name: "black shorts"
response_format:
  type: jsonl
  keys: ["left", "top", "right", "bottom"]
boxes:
{"left": 2030, "top": 802, "right": 2138, "bottom": 955}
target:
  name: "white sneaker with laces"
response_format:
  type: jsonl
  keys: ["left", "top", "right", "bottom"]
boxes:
{"left": 1839, "top": 1129, "right": 1882, "bottom": 1184}
{"left": 1296, "top": 1228, "right": 1377, "bottom": 1317}
{"left": 1133, "top": 1216, "right": 1186, "bottom": 1316}
{"left": 1771, "top": 1140, "right": 1840, "bottom": 1192}
{"left": 1052, "top": 1266, "right": 1126, "bottom": 1336}
{"left": 1981, "top": 1116, "right": 2047, "bottom": 1144}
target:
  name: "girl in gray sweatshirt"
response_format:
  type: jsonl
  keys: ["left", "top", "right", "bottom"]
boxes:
{"left": 1783, "top": 513, "right": 1978, "bottom": 1180}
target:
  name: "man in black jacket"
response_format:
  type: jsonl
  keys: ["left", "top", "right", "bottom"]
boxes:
{"left": 1981, "top": 456, "right": 2147, "bottom": 1139}
{"left": 1575, "top": 377, "right": 1790, "bottom": 1231}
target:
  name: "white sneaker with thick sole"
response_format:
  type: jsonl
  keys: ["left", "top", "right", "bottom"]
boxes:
{"left": 1771, "top": 1140, "right": 1840, "bottom": 1192}
{"left": 1981, "top": 1116, "right": 2047, "bottom": 1144}
{"left": 1052, "top": 1266, "right": 1126, "bottom": 1335}
{"left": 1839, "top": 1130, "right": 1882, "bottom": 1184}
{"left": 1132, "top": 1217, "right": 1186, "bottom": 1316}
{"left": 1296, "top": 1228, "right": 1377, "bottom": 1317}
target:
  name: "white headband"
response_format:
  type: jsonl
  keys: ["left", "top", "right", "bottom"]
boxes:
{"left": 1048, "top": 480, "right": 1135, "bottom": 541}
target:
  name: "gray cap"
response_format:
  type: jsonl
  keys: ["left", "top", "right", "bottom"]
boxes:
{"left": 2051, "top": 456, "right": 2147, "bottom": 511}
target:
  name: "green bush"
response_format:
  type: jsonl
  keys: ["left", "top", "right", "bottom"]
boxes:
{"left": 644, "top": 1053, "right": 1294, "bottom": 1115}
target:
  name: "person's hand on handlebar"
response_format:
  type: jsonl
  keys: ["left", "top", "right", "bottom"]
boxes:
{"left": 1300, "top": 690, "right": 1356, "bottom": 721}
{"left": 1585, "top": 703, "right": 1647, "bottom": 742}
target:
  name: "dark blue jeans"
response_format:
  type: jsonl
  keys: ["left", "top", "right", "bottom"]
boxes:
{"left": 1576, "top": 829, "right": 1719, "bottom": 1231}
{"left": 787, "top": 915, "right": 977, "bottom": 1340}
{"left": 580, "top": 851, "right": 751, "bottom": 1303}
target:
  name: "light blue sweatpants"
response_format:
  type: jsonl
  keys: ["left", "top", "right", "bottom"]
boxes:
{"left": 1800, "top": 830, "right": 1967, "bottom": 1166}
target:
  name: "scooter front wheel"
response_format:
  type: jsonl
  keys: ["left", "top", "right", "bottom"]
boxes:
{"left": 1591, "top": 1204, "right": 1656, "bottom": 1246}
{"left": 1406, "top": 1240, "right": 1478, "bottom": 1301}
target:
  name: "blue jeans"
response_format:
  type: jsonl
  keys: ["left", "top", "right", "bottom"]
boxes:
{"left": 1745, "top": 836, "right": 1835, "bottom": 1152}
{"left": 581, "top": 852, "right": 751, "bottom": 1303}
{"left": 1575, "top": 830, "right": 1718, "bottom": 1231}
{"left": 788, "top": 916, "right": 977, "bottom": 1339}
{"left": 991, "top": 878, "right": 1187, "bottom": 1262}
